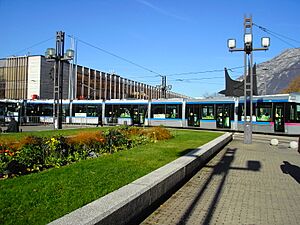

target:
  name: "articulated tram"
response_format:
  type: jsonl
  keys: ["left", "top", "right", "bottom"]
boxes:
{"left": 0, "top": 93, "right": 299, "bottom": 135}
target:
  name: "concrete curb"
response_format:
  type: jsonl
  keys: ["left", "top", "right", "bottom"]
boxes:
{"left": 48, "top": 132, "right": 233, "bottom": 225}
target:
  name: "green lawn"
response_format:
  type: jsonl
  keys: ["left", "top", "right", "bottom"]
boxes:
{"left": 0, "top": 127, "right": 106, "bottom": 142}
{"left": 0, "top": 129, "right": 222, "bottom": 225}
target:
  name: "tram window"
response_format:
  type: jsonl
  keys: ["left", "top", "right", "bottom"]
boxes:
{"left": 118, "top": 104, "right": 132, "bottom": 118}
{"left": 166, "top": 104, "right": 181, "bottom": 119}
{"left": 6, "top": 103, "right": 18, "bottom": 116}
{"left": 186, "top": 105, "right": 200, "bottom": 118}
{"left": 151, "top": 104, "right": 182, "bottom": 119}
{"left": 151, "top": 104, "right": 165, "bottom": 118}
{"left": 26, "top": 104, "right": 53, "bottom": 116}
{"left": 86, "top": 105, "right": 100, "bottom": 117}
{"left": 289, "top": 103, "right": 300, "bottom": 122}
{"left": 72, "top": 104, "right": 85, "bottom": 116}
{"left": 256, "top": 103, "right": 272, "bottom": 122}
{"left": 0, "top": 103, "right": 5, "bottom": 116}
{"left": 42, "top": 104, "right": 53, "bottom": 116}
{"left": 202, "top": 105, "right": 214, "bottom": 119}
{"left": 105, "top": 105, "right": 113, "bottom": 117}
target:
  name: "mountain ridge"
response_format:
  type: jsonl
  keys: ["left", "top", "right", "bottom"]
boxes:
{"left": 256, "top": 48, "right": 300, "bottom": 94}
{"left": 236, "top": 48, "right": 300, "bottom": 95}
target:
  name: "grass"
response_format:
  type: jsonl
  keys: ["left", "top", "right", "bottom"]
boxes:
{"left": 0, "top": 129, "right": 222, "bottom": 225}
{"left": 0, "top": 127, "right": 106, "bottom": 142}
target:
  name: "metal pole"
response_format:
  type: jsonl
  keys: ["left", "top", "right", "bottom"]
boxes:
{"left": 243, "top": 16, "right": 253, "bottom": 144}
{"left": 227, "top": 16, "right": 269, "bottom": 144}
{"left": 56, "top": 31, "right": 65, "bottom": 130}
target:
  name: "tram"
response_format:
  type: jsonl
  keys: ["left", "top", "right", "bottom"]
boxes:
{"left": 0, "top": 93, "right": 299, "bottom": 135}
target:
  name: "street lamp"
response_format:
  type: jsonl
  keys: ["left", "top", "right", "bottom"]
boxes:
{"left": 156, "top": 75, "right": 172, "bottom": 98}
{"left": 227, "top": 16, "right": 270, "bottom": 144}
{"left": 45, "top": 31, "right": 74, "bottom": 129}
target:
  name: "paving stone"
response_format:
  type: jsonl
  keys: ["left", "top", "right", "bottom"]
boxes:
{"left": 140, "top": 134, "right": 300, "bottom": 225}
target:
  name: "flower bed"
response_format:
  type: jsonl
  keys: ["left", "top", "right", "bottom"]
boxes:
{"left": 0, "top": 126, "right": 172, "bottom": 179}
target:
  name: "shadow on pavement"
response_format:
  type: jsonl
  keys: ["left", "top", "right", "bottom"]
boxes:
{"left": 177, "top": 147, "right": 261, "bottom": 225}
{"left": 280, "top": 161, "right": 300, "bottom": 184}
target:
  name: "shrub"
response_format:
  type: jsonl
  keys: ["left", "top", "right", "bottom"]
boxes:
{"left": 0, "top": 126, "right": 173, "bottom": 179}
{"left": 103, "top": 128, "right": 129, "bottom": 153}
{"left": 67, "top": 131, "right": 106, "bottom": 156}
{"left": 44, "top": 136, "right": 71, "bottom": 167}
{"left": 5, "top": 136, "right": 46, "bottom": 176}
{"left": 142, "top": 126, "right": 173, "bottom": 141}
{"left": 0, "top": 144, "right": 16, "bottom": 178}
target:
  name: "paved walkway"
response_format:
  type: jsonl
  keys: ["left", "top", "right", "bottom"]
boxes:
{"left": 0, "top": 124, "right": 96, "bottom": 132}
{"left": 140, "top": 133, "right": 300, "bottom": 225}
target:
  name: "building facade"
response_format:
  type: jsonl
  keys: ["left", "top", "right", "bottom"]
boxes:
{"left": 0, "top": 55, "right": 188, "bottom": 100}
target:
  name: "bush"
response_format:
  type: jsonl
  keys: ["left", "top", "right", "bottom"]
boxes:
{"left": 103, "top": 128, "right": 129, "bottom": 153}
{"left": 44, "top": 135, "right": 71, "bottom": 168}
{"left": 0, "top": 145, "right": 16, "bottom": 178}
{"left": 142, "top": 126, "right": 173, "bottom": 141}
{"left": 9, "top": 136, "right": 45, "bottom": 175}
{"left": 0, "top": 126, "right": 173, "bottom": 179}
{"left": 67, "top": 131, "right": 106, "bottom": 156}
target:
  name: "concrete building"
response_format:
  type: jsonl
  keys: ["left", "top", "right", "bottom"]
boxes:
{"left": 0, "top": 55, "right": 188, "bottom": 100}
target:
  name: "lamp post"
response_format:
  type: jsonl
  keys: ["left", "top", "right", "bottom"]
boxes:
{"left": 156, "top": 75, "right": 172, "bottom": 98}
{"left": 45, "top": 31, "right": 74, "bottom": 129}
{"left": 227, "top": 16, "right": 270, "bottom": 144}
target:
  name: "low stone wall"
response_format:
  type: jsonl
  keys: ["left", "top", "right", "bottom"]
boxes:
{"left": 48, "top": 132, "right": 233, "bottom": 225}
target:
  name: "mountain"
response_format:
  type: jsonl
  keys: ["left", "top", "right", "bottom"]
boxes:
{"left": 255, "top": 48, "right": 300, "bottom": 95}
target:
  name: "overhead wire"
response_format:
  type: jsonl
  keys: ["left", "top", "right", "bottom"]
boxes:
{"left": 253, "top": 23, "right": 299, "bottom": 48}
{"left": 66, "top": 33, "right": 300, "bottom": 82}
{"left": 67, "top": 34, "right": 163, "bottom": 77}
{"left": 7, "top": 37, "right": 54, "bottom": 57}
{"left": 61, "top": 32, "right": 300, "bottom": 89}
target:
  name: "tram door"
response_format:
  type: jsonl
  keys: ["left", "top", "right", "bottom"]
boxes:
{"left": 274, "top": 103, "right": 285, "bottom": 132}
{"left": 187, "top": 113, "right": 199, "bottom": 127}
{"left": 216, "top": 105, "right": 231, "bottom": 129}
{"left": 187, "top": 105, "right": 200, "bottom": 127}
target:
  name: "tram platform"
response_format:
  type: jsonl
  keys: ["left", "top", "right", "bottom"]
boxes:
{"left": 140, "top": 133, "right": 300, "bottom": 225}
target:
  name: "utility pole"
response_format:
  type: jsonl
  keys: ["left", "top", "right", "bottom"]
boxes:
{"left": 227, "top": 16, "right": 270, "bottom": 144}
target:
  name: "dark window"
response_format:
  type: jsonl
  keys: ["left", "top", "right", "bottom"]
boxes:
{"left": 238, "top": 102, "right": 257, "bottom": 121}
{"left": 73, "top": 104, "right": 101, "bottom": 117}
{"left": 26, "top": 103, "right": 53, "bottom": 117}
{"left": 256, "top": 103, "right": 272, "bottom": 122}
{"left": 186, "top": 104, "right": 201, "bottom": 119}
{"left": 201, "top": 105, "right": 214, "bottom": 119}
{"left": 151, "top": 104, "right": 182, "bottom": 119}
{"left": 289, "top": 103, "right": 300, "bottom": 122}
{"left": 166, "top": 104, "right": 182, "bottom": 118}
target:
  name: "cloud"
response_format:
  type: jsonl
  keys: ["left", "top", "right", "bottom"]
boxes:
{"left": 136, "top": 0, "right": 190, "bottom": 22}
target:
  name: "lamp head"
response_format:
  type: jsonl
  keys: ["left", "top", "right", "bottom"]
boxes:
{"left": 261, "top": 37, "right": 270, "bottom": 48}
{"left": 65, "top": 49, "right": 75, "bottom": 59}
{"left": 244, "top": 34, "right": 253, "bottom": 54}
{"left": 227, "top": 39, "right": 236, "bottom": 49}
{"left": 45, "top": 48, "right": 56, "bottom": 59}
{"left": 244, "top": 34, "right": 252, "bottom": 44}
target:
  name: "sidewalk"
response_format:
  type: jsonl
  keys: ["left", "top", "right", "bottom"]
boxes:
{"left": 140, "top": 133, "right": 300, "bottom": 225}
{"left": 0, "top": 124, "right": 96, "bottom": 132}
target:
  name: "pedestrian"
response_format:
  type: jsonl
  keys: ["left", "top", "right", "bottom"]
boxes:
{"left": 5, "top": 117, "right": 19, "bottom": 133}
{"left": 96, "top": 115, "right": 103, "bottom": 127}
